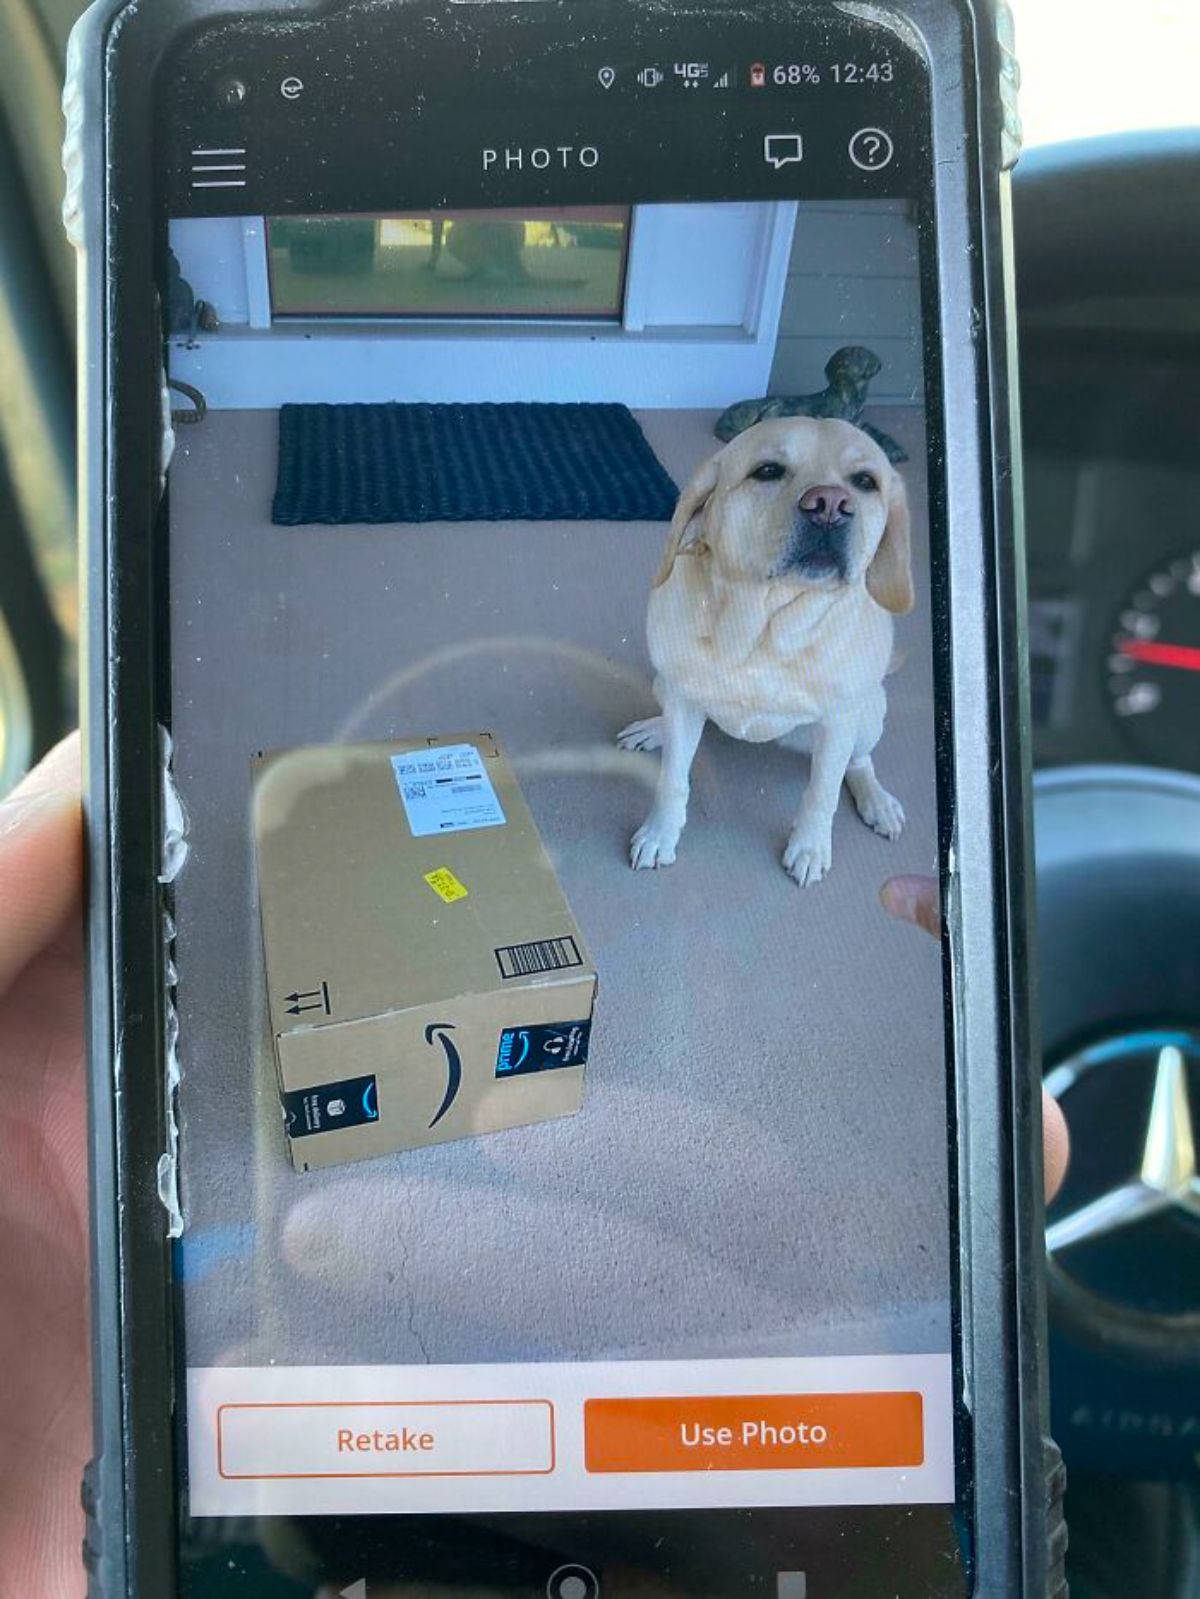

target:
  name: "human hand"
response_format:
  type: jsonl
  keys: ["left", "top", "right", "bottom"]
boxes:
{"left": 0, "top": 734, "right": 88, "bottom": 1599}
{"left": 880, "top": 874, "right": 1069, "bottom": 1201}
{"left": 0, "top": 745, "right": 1070, "bottom": 1599}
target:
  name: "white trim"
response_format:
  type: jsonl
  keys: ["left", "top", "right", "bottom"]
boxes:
{"left": 241, "top": 217, "right": 272, "bottom": 329}
{"left": 169, "top": 323, "right": 787, "bottom": 409}
{"left": 620, "top": 205, "right": 655, "bottom": 332}
{"left": 744, "top": 201, "right": 797, "bottom": 342}
{"left": 174, "top": 201, "right": 802, "bottom": 408}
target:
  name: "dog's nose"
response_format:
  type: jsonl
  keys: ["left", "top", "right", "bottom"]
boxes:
{"left": 799, "top": 485, "right": 853, "bottom": 526}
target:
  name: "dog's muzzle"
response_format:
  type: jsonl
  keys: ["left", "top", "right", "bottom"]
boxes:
{"left": 775, "top": 486, "right": 854, "bottom": 581}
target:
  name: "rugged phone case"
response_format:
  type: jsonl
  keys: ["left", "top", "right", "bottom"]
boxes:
{"left": 62, "top": 0, "right": 1062, "bottom": 1593}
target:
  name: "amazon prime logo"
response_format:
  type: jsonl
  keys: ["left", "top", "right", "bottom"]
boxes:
{"left": 496, "top": 1020, "right": 591, "bottom": 1079}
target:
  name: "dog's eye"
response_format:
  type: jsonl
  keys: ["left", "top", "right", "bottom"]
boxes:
{"left": 749, "top": 462, "right": 787, "bottom": 482}
{"left": 850, "top": 470, "right": 879, "bottom": 493}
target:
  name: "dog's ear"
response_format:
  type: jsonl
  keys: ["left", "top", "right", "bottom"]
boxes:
{"left": 653, "top": 454, "right": 720, "bottom": 588}
{"left": 866, "top": 471, "right": 914, "bottom": 615}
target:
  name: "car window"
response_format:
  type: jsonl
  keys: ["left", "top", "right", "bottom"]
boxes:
{"left": 1012, "top": 0, "right": 1200, "bottom": 147}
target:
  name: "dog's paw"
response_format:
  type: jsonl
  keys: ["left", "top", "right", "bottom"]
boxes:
{"left": 630, "top": 817, "right": 679, "bottom": 870}
{"left": 783, "top": 828, "right": 832, "bottom": 887}
{"left": 617, "top": 716, "right": 664, "bottom": 753}
{"left": 856, "top": 784, "right": 905, "bottom": 841}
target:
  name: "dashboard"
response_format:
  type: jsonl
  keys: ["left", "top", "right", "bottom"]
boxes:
{"left": 1024, "top": 344, "right": 1200, "bottom": 771}
{"left": 1016, "top": 134, "right": 1200, "bottom": 779}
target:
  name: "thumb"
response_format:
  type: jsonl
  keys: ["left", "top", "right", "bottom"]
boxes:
{"left": 879, "top": 874, "right": 941, "bottom": 940}
{"left": 0, "top": 733, "right": 82, "bottom": 997}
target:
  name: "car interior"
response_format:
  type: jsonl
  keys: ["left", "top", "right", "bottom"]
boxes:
{"left": 0, "top": 1, "right": 1196, "bottom": 1593}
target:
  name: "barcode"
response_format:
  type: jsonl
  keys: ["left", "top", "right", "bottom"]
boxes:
{"left": 495, "top": 936, "right": 583, "bottom": 980}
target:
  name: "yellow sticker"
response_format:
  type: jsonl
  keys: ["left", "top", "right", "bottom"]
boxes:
{"left": 424, "top": 867, "right": 468, "bottom": 903}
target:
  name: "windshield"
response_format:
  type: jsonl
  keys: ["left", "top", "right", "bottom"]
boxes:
{"left": 1014, "top": 0, "right": 1200, "bottom": 147}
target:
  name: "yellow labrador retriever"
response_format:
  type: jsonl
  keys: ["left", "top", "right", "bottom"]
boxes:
{"left": 618, "top": 417, "right": 913, "bottom": 886}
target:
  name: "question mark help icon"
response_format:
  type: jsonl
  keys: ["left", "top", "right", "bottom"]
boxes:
{"left": 598, "top": 66, "right": 616, "bottom": 89}
{"left": 849, "top": 127, "right": 894, "bottom": 171}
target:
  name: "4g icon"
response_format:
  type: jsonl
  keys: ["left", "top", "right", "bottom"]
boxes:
{"left": 673, "top": 61, "right": 709, "bottom": 87}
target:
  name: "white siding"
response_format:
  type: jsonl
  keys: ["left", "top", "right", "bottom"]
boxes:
{"left": 768, "top": 200, "right": 923, "bottom": 406}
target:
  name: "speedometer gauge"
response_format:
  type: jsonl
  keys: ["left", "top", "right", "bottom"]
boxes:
{"left": 1106, "top": 551, "right": 1200, "bottom": 765}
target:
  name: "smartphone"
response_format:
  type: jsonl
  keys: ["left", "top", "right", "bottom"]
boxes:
{"left": 67, "top": 0, "right": 1053, "bottom": 1594}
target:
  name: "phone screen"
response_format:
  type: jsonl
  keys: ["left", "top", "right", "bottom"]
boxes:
{"left": 156, "top": 3, "right": 968, "bottom": 1593}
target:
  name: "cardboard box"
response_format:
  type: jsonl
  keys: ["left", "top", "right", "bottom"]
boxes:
{"left": 252, "top": 733, "right": 596, "bottom": 1171}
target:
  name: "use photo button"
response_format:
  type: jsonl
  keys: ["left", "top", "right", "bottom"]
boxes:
{"left": 584, "top": 1392, "right": 923, "bottom": 1473}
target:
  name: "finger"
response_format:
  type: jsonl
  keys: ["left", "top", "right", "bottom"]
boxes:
{"left": 6, "top": 729, "right": 81, "bottom": 804}
{"left": 879, "top": 874, "right": 941, "bottom": 939}
{"left": 0, "top": 733, "right": 83, "bottom": 997}
{"left": 1042, "top": 1089, "right": 1069, "bottom": 1203}
{"left": 881, "top": 876, "right": 1070, "bottom": 1202}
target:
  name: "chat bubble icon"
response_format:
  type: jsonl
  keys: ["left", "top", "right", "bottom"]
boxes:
{"left": 764, "top": 132, "right": 803, "bottom": 169}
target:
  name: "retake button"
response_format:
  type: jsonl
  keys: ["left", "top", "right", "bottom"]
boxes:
{"left": 216, "top": 1399, "right": 555, "bottom": 1479}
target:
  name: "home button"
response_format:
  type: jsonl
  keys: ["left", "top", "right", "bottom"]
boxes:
{"left": 546, "top": 1563, "right": 600, "bottom": 1599}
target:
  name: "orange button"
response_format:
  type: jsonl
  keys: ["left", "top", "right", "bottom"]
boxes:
{"left": 584, "top": 1392, "right": 923, "bottom": 1473}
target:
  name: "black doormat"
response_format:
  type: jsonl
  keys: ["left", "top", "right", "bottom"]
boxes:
{"left": 272, "top": 402, "right": 680, "bottom": 525}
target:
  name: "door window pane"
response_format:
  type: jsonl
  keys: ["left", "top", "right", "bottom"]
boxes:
{"left": 267, "top": 208, "right": 630, "bottom": 320}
